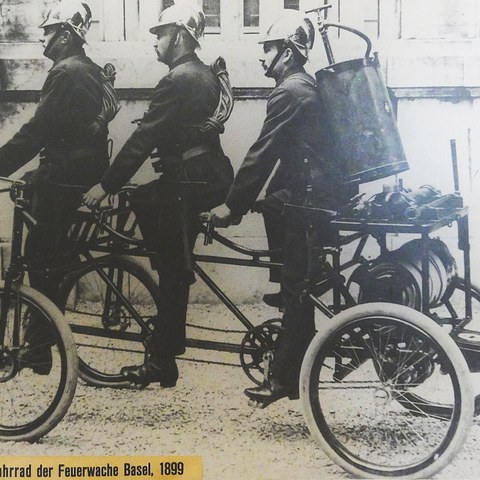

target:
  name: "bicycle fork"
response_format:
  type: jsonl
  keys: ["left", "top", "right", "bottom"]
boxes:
{"left": 0, "top": 188, "right": 32, "bottom": 378}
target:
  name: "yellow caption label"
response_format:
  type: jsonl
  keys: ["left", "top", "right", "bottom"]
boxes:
{"left": 0, "top": 456, "right": 201, "bottom": 480}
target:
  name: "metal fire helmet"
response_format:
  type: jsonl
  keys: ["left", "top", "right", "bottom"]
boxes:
{"left": 39, "top": 1, "right": 92, "bottom": 43}
{"left": 149, "top": 0, "right": 206, "bottom": 46}
{"left": 259, "top": 9, "right": 315, "bottom": 59}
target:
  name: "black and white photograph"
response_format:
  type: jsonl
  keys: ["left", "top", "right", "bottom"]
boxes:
{"left": 0, "top": 0, "right": 479, "bottom": 478}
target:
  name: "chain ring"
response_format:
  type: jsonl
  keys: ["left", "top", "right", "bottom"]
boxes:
{"left": 240, "top": 318, "right": 284, "bottom": 386}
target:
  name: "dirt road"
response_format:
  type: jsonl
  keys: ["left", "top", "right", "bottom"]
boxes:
{"left": 1, "top": 304, "right": 479, "bottom": 480}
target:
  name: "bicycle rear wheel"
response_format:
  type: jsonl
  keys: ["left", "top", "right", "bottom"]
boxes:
{"left": 0, "top": 283, "right": 77, "bottom": 441}
{"left": 59, "top": 255, "right": 159, "bottom": 387}
{"left": 300, "top": 303, "right": 473, "bottom": 479}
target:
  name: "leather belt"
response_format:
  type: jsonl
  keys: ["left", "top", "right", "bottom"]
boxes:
{"left": 152, "top": 144, "right": 212, "bottom": 173}
{"left": 182, "top": 144, "right": 211, "bottom": 161}
{"left": 42, "top": 145, "right": 106, "bottom": 164}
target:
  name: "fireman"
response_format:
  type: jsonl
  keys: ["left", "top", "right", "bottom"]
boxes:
{"left": 0, "top": 1, "right": 109, "bottom": 374}
{"left": 211, "top": 10, "right": 354, "bottom": 407}
{"left": 84, "top": 1, "right": 233, "bottom": 388}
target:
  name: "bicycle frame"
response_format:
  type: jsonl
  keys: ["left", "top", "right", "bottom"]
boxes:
{"left": 30, "top": 184, "right": 474, "bottom": 360}
{"left": 57, "top": 195, "right": 364, "bottom": 355}
{"left": 0, "top": 182, "right": 36, "bottom": 346}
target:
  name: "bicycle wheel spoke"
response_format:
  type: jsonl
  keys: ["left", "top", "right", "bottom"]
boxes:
{"left": 302, "top": 304, "right": 472, "bottom": 478}
{"left": 0, "top": 285, "right": 77, "bottom": 441}
{"left": 60, "top": 257, "right": 158, "bottom": 387}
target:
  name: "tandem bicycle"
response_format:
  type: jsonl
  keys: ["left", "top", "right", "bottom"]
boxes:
{"left": 46, "top": 177, "right": 479, "bottom": 479}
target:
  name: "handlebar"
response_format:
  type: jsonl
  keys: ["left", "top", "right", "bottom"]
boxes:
{"left": 0, "top": 176, "right": 27, "bottom": 193}
{"left": 199, "top": 211, "right": 243, "bottom": 246}
{"left": 201, "top": 213, "right": 215, "bottom": 246}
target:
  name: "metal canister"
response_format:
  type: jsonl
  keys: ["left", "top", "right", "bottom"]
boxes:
{"left": 315, "top": 55, "right": 409, "bottom": 184}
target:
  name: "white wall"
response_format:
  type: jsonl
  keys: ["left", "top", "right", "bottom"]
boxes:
{"left": 1, "top": 1, "right": 480, "bottom": 302}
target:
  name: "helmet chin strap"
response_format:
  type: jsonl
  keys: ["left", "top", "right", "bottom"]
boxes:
{"left": 264, "top": 42, "right": 286, "bottom": 78}
{"left": 43, "top": 25, "right": 65, "bottom": 60}
{"left": 165, "top": 25, "right": 181, "bottom": 66}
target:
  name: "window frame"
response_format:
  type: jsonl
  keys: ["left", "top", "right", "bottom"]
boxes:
{"left": 243, "top": 0, "right": 260, "bottom": 34}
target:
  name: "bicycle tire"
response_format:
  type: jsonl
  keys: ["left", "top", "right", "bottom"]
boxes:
{"left": 59, "top": 255, "right": 160, "bottom": 387}
{"left": 300, "top": 302, "right": 473, "bottom": 479}
{"left": 0, "top": 283, "right": 78, "bottom": 441}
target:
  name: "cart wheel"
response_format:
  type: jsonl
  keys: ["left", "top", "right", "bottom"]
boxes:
{"left": 300, "top": 302, "right": 473, "bottom": 479}
{"left": 240, "top": 319, "right": 283, "bottom": 386}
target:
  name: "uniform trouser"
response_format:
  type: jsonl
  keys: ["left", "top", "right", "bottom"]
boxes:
{"left": 258, "top": 189, "right": 291, "bottom": 283}
{"left": 25, "top": 182, "right": 83, "bottom": 306}
{"left": 22, "top": 156, "right": 108, "bottom": 342}
{"left": 23, "top": 158, "right": 107, "bottom": 305}
{"left": 131, "top": 185, "right": 201, "bottom": 359}
{"left": 262, "top": 209, "right": 285, "bottom": 284}
{"left": 267, "top": 182, "right": 358, "bottom": 387}
{"left": 22, "top": 178, "right": 84, "bottom": 346}
{"left": 269, "top": 220, "right": 316, "bottom": 388}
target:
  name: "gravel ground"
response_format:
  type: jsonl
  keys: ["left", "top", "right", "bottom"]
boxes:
{"left": 1, "top": 303, "right": 480, "bottom": 480}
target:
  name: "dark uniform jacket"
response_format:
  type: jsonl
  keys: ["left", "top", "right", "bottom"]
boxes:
{"left": 0, "top": 50, "right": 109, "bottom": 306}
{"left": 100, "top": 52, "right": 232, "bottom": 207}
{"left": 0, "top": 51, "right": 108, "bottom": 186}
{"left": 225, "top": 65, "right": 348, "bottom": 216}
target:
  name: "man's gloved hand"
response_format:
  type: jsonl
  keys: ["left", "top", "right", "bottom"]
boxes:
{"left": 83, "top": 183, "right": 107, "bottom": 209}
{"left": 251, "top": 198, "right": 264, "bottom": 214}
{"left": 210, "top": 203, "right": 236, "bottom": 227}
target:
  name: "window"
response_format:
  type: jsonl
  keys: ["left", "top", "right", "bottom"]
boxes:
{"left": 244, "top": 0, "right": 259, "bottom": 30}
{"left": 203, "top": 0, "right": 221, "bottom": 31}
{"left": 156, "top": 1, "right": 220, "bottom": 34}
{"left": 87, "top": 0, "right": 104, "bottom": 42}
{"left": 284, "top": 0, "right": 299, "bottom": 10}
{"left": 401, "top": 0, "right": 477, "bottom": 40}
{"left": 332, "top": 0, "right": 381, "bottom": 39}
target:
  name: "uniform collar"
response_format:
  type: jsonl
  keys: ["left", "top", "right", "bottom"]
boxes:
{"left": 170, "top": 52, "right": 198, "bottom": 70}
{"left": 50, "top": 49, "right": 86, "bottom": 69}
{"left": 276, "top": 65, "right": 305, "bottom": 86}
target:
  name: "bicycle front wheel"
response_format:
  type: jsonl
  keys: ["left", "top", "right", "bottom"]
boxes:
{"left": 301, "top": 303, "right": 473, "bottom": 479}
{"left": 59, "top": 255, "right": 160, "bottom": 387}
{"left": 0, "top": 283, "right": 78, "bottom": 442}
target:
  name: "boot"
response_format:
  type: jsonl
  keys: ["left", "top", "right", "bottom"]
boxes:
{"left": 244, "top": 377, "right": 297, "bottom": 409}
{"left": 21, "top": 312, "right": 54, "bottom": 375}
{"left": 262, "top": 292, "right": 283, "bottom": 309}
{"left": 120, "top": 357, "right": 178, "bottom": 388}
{"left": 20, "top": 344, "right": 53, "bottom": 375}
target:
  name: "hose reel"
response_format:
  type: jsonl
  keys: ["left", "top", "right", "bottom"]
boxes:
{"left": 349, "top": 238, "right": 457, "bottom": 310}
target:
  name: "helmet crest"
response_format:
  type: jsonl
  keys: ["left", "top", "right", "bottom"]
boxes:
{"left": 149, "top": 0, "right": 205, "bottom": 47}
{"left": 39, "top": 1, "right": 92, "bottom": 43}
{"left": 260, "top": 9, "right": 315, "bottom": 59}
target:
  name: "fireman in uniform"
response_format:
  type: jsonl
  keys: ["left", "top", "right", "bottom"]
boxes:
{"left": 0, "top": 1, "right": 109, "bottom": 373}
{"left": 211, "top": 10, "right": 353, "bottom": 407}
{"left": 84, "top": 2, "right": 233, "bottom": 388}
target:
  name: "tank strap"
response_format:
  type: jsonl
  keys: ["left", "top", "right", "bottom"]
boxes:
{"left": 283, "top": 72, "right": 317, "bottom": 89}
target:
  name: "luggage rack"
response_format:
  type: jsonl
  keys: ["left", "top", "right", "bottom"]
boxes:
{"left": 331, "top": 206, "right": 471, "bottom": 316}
